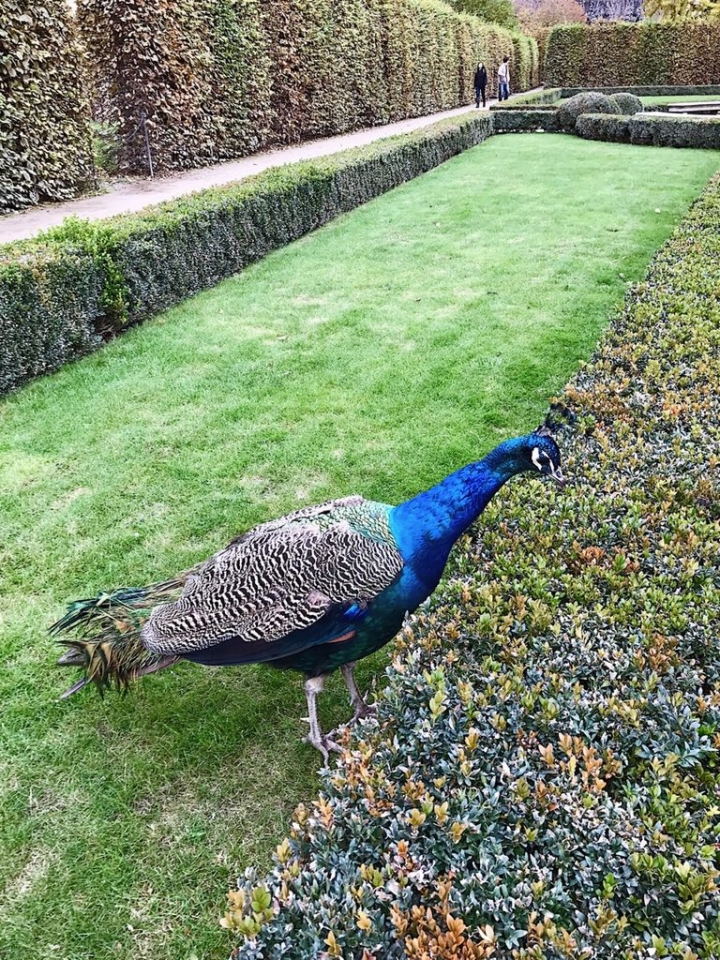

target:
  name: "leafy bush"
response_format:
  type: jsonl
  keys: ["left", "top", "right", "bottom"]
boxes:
{"left": 225, "top": 170, "right": 720, "bottom": 960}
{"left": 0, "top": 113, "right": 492, "bottom": 396}
{"left": 491, "top": 87, "right": 562, "bottom": 108}
{"left": 492, "top": 109, "right": 560, "bottom": 132}
{"left": 557, "top": 91, "right": 614, "bottom": 132}
{"left": 0, "top": 0, "right": 95, "bottom": 212}
{"left": 629, "top": 114, "right": 720, "bottom": 149}
{"left": 545, "top": 22, "right": 720, "bottom": 87}
{"left": 77, "top": 0, "right": 537, "bottom": 174}
{"left": 575, "top": 113, "right": 631, "bottom": 143}
{"left": 608, "top": 92, "right": 643, "bottom": 115}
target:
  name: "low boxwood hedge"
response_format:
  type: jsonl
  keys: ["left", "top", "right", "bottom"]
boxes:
{"left": 576, "top": 112, "right": 720, "bottom": 149}
{"left": 491, "top": 109, "right": 559, "bottom": 133}
{"left": 630, "top": 114, "right": 720, "bottom": 149}
{"left": 0, "top": 112, "right": 491, "bottom": 396}
{"left": 225, "top": 173, "right": 720, "bottom": 958}
{"left": 576, "top": 113, "right": 631, "bottom": 144}
{"left": 562, "top": 84, "right": 720, "bottom": 97}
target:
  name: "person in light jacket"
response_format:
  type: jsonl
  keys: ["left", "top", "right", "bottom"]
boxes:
{"left": 498, "top": 56, "right": 510, "bottom": 102}
{"left": 474, "top": 62, "right": 488, "bottom": 108}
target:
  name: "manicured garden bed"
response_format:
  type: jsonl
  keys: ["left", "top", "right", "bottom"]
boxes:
{"left": 226, "top": 170, "right": 720, "bottom": 960}
{"left": 1, "top": 137, "right": 717, "bottom": 960}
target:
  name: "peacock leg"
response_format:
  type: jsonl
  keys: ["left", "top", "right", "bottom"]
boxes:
{"left": 340, "top": 661, "right": 376, "bottom": 723}
{"left": 302, "top": 675, "right": 341, "bottom": 762}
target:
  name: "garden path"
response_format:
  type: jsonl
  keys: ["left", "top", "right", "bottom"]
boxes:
{"left": 0, "top": 101, "right": 502, "bottom": 244}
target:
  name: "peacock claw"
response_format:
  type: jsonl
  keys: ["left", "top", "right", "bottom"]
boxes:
{"left": 304, "top": 734, "right": 342, "bottom": 763}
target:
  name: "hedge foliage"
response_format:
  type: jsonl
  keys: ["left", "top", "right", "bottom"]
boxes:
{"left": 0, "top": 0, "right": 95, "bottom": 212}
{"left": 491, "top": 109, "right": 559, "bottom": 133}
{"left": 226, "top": 170, "right": 720, "bottom": 960}
{"left": 557, "top": 91, "right": 615, "bottom": 132}
{"left": 0, "top": 112, "right": 492, "bottom": 396}
{"left": 576, "top": 113, "right": 720, "bottom": 149}
{"left": 77, "top": 0, "right": 537, "bottom": 174}
{"left": 545, "top": 23, "right": 720, "bottom": 88}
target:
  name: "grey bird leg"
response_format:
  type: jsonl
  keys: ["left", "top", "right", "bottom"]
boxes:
{"left": 302, "top": 676, "right": 341, "bottom": 763}
{"left": 340, "top": 661, "right": 376, "bottom": 723}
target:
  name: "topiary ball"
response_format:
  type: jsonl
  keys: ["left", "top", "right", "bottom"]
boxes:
{"left": 557, "top": 92, "right": 615, "bottom": 133}
{"left": 608, "top": 92, "right": 644, "bottom": 116}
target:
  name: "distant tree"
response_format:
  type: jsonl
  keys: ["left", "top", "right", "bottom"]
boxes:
{"left": 449, "top": 0, "right": 519, "bottom": 29}
{"left": 644, "top": 0, "right": 720, "bottom": 19}
{"left": 515, "top": 0, "right": 586, "bottom": 29}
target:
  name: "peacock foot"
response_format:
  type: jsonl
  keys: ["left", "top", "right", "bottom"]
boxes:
{"left": 351, "top": 699, "right": 377, "bottom": 723}
{"left": 303, "top": 731, "right": 343, "bottom": 764}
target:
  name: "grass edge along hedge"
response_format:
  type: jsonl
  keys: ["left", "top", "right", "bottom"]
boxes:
{"left": 224, "top": 172, "right": 720, "bottom": 958}
{"left": 0, "top": 111, "right": 491, "bottom": 397}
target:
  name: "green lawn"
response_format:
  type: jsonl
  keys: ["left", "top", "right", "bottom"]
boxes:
{"left": 1, "top": 135, "right": 717, "bottom": 960}
{"left": 641, "top": 94, "right": 720, "bottom": 106}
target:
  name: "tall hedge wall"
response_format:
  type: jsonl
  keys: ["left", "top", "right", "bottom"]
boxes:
{"left": 0, "top": 0, "right": 95, "bottom": 213}
{"left": 77, "top": 0, "right": 537, "bottom": 174}
{"left": 545, "top": 22, "right": 720, "bottom": 88}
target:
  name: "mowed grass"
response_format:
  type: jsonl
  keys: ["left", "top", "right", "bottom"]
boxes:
{"left": 641, "top": 94, "right": 720, "bottom": 105}
{"left": 1, "top": 135, "right": 717, "bottom": 960}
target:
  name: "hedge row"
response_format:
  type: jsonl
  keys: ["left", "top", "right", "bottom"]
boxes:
{"left": 0, "top": 112, "right": 491, "bottom": 396}
{"left": 491, "top": 109, "right": 559, "bottom": 133}
{"left": 77, "top": 0, "right": 537, "bottom": 174}
{"left": 1, "top": 0, "right": 95, "bottom": 212}
{"left": 578, "top": 112, "right": 720, "bottom": 150}
{"left": 226, "top": 171, "right": 720, "bottom": 960}
{"left": 545, "top": 23, "right": 720, "bottom": 88}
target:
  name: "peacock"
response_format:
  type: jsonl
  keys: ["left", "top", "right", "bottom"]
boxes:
{"left": 52, "top": 427, "right": 565, "bottom": 760}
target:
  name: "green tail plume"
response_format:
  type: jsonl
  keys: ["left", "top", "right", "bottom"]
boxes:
{"left": 51, "top": 578, "right": 187, "bottom": 698}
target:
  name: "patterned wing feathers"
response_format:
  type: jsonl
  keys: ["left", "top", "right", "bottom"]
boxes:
{"left": 142, "top": 500, "right": 402, "bottom": 656}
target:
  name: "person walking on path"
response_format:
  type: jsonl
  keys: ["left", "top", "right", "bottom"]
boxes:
{"left": 474, "top": 62, "right": 488, "bottom": 108}
{"left": 498, "top": 56, "right": 510, "bottom": 102}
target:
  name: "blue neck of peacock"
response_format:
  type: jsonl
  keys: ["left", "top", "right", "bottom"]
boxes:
{"left": 390, "top": 440, "right": 527, "bottom": 579}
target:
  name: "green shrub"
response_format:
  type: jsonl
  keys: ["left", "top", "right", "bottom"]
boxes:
{"left": 78, "top": 0, "right": 536, "bottom": 174}
{"left": 0, "top": 113, "right": 493, "bottom": 396}
{"left": 557, "top": 91, "right": 614, "bottom": 132}
{"left": 0, "top": 249, "right": 103, "bottom": 395}
{"left": 491, "top": 108, "right": 559, "bottom": 133}
{"left": 562, "top": 85, "right": 720, "bottom": 97}
{"left": 225, "top": 169, "right": 720, "bottom": 960}
{"left": 0, "top": 0, "right": 95, "bottom": 212}
{"left": 575, "top": 113, "right": 631, "bottom": 143}
{"left": 546, "top": 23, "right": 720, "bottom": 88}
{"left": 608, "top": 92, "right": 643, "bottom": 116}
{"left": 629, "top": 114, "right": 720, "bottom": 149}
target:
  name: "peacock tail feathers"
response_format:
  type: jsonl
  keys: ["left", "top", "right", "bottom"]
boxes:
{"left": 52, "top": 579, "right": 188, "bottom": 697}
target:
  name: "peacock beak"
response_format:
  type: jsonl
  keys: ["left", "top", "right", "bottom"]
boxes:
{"left": 549, "top": 465, "right": 567, "bottom": 489}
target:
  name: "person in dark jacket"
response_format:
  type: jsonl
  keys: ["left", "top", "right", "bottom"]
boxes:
{"left": 474, "top": 62, "right": 487, "bottom": 108}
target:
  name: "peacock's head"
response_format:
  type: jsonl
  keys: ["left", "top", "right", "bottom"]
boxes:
{"left": 525, "top": 426, "right": 566, "bottom": 488}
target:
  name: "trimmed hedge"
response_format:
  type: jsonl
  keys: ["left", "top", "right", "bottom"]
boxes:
{"left": 225, "top": 170, "right": 720, "bottom": 960}
{"left": 491, "top": 109, "right": 559, "bottom": 133}
{"left": 78, "top": 0, "right": 536, "bottom": 174}
{"left": 575, "top": 113, "right": 631, "bottom": 143}
{"left": 631, "top": 114, "right": 720, "bottom": 149}
{"left": 1, "top": 0, "right": 95, "bottom": 212}
{"left": 0, "top": 112, "right": 491, "bottom": 396}
{"left": 608, "top": 92, "right": 643, "bottom": 116}
{"left": 562, "top": 85, "right": 720, "bottom": 97}
{"left": 546, "top": 23, "right": 720, "bottom": 88}
{"left": 490, "top": 87, "right": 561, "bottom": 109}
{"left": 576, "top": 112, "right": 720, "bottom": 149}
{"left": 557, "top": 91, "right": 614, "bottom": 132}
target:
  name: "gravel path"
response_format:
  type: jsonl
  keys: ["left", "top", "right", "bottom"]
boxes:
{"left": 0, "top": 103, "right": 494, "bottom": 245}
